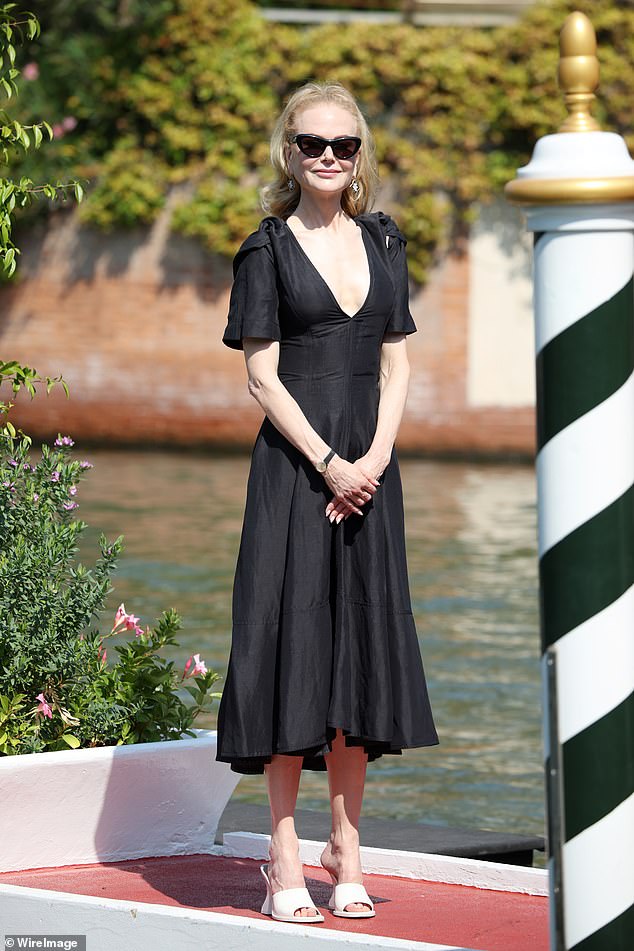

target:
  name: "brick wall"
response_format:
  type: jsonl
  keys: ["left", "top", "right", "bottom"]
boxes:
{"left": 0, "top": 206, "right": 535, "bottom": 457}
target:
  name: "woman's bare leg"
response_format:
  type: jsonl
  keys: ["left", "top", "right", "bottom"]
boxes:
{"left": 320, "top": 729, "right": 371, "bottom": 912}
{"left": 264, "top": 754, "right": 318, "bottom": 917}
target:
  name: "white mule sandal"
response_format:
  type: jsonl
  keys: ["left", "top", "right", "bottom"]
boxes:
{"left": 260, "top": 862, "right": 325, "bottom": 923}
{"left": 327, "top": 872, "right": 376, "bottom": 917}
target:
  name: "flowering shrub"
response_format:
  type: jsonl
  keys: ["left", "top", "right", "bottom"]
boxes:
{"left": 0, "top": 429, "right": 221, "bottom": 755}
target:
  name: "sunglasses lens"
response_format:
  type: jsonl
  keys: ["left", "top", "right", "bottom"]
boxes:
{"left": 332, "top": 138, "right": 360, "bottom": 160}
{"left": 295, "top": 135, "right": 326, "bottom": 157}
{"left": 293, "top": 135, "right": 361, "bottom": 160}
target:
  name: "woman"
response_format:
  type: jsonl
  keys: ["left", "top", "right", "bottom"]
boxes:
{"left": 217, "top": 81, "right": 438, "bottom": 923}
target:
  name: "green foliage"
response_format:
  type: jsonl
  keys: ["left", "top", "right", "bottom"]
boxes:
{"left": 6, "top": 0, "right": 634, "bottom": 284}
{"left": 77, "top": 138, "right": 167, "bottom": 230}
{"left": 171, "top": 179, "right": 262, "bottom": 259}
{"left": 0, "top": 359, "right": 68, "bottom": 420}
{"left": 0, "top": 3, "right": 84, "bottom": 277}
{"left": 0, "top": 432, "right": 221, "bottom": 755}
{"left": 0, "top": 2, "right": 39, "bottom": 100}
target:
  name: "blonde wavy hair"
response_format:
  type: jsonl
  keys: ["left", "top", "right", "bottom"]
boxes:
{"left": 260, "top": 81, "right": 379, "bottom": 220}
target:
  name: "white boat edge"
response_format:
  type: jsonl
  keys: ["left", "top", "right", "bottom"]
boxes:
{"left": 0, "top": 832, "right": 548, "bottom": 951}
{"left": 0, "top": 878, "right": 475, "bottom": 951}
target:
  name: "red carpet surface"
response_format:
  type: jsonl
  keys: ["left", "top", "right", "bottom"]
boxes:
{"left": 0, "top": 853, "right": 549, "bottom": 951}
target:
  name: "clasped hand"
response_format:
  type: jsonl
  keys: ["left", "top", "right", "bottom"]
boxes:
{"left": 323, "top": 454, "right": 385, "bottom": 523}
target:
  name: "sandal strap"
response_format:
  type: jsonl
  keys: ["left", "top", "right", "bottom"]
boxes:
{"left": 273, "top": 885, "right": 319, "bottom": 917}
{"left": 332, "top": 882, "right": 374, "bottom": 911}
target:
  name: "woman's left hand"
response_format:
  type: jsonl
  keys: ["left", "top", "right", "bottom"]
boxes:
{"left": 325, "top": 452, "right": 389, "bottom": 523}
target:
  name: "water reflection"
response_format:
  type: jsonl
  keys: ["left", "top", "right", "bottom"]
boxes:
{"left": 77, "top": 450, "right": 544, "bottom": 848}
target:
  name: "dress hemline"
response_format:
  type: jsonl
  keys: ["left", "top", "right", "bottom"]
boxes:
{"left": 215, "top": 722, "right": 440, "bottom": 775}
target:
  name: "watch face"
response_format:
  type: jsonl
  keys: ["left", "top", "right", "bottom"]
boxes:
{"left": 315, "top": 461, "right": 327, "bottom": 472}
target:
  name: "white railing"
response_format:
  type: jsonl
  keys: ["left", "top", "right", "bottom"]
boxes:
{"left": 261, "top": 1, "right": 535, "bottom": 28}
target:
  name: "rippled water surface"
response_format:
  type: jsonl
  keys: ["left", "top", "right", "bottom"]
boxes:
{"left": 77, "top": 450, "right": 545, "bottom": 850}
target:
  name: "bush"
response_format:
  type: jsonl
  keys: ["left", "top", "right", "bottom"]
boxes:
{"left": 0, "top": 429, "right": 221, "bottom": 755}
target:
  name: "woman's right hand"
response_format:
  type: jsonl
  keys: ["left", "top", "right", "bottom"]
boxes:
{"left": 322, "top": 456, "right": 380, "bottom": 523}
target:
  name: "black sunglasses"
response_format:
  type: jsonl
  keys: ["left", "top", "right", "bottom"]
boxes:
{"left": 290, "top": 133, "right": 361, "bottom": 161}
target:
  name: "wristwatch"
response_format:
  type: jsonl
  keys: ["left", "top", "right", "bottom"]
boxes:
{"left": 315, "top": 448, "right": 336, "bottom": 473}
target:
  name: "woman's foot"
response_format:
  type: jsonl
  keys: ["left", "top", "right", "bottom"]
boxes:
{"left": 268, "top": 831, "right": 319, "bottom": 918}
{"left": 320, "top": 830, "right": 371, "bottom": 913}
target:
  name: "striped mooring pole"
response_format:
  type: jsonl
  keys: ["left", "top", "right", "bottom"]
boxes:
{"left": 505, "top": 12, "right": 634, "bottom": 951}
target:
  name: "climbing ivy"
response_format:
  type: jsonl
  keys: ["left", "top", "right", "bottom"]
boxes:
{"left": 7, "top": 0, "right": 634, "bottom": 285}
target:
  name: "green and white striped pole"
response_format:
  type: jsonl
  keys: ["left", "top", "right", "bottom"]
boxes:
{"left": 506, "top": 12, "right": 634, "bottom": 951}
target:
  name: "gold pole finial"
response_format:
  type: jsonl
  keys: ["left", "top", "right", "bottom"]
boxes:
{"left": 558, "top": 11, "right": 601, "bottom": 133}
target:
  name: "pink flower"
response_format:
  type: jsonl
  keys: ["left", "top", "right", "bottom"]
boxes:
{"left": 54, "top": 435, "right": 74, "bottom": 447}
{"left": 113, "top": 603, "right": 127, "bottom": 629}
{"left": 183, "top": 653, "right": 207, "bottom": 678}
{"left": 35, "top": 692, "right": 53, "bottom": 719}
{"left": 69, "top": 485, "right": 77, "bottom": 496}
{"left": 79, "top": 460, "right": 93, "bottom": 469}
{"left": 112, "top": 604, "right": 143, "bottom": 634}
{"left": 23, "top": 62, "right": 39, "bottom": 81}
{"left": 62, "top": 500, "right": 79, "bottom": 511}
{"left": 97, "top": 643, "right": 107, "bottom": 664}
{"left": 51, "top": 471, "right": 60, "bottom": 483}
{"left": 33, "top": 493, "right": 39, "bottom": 502}
{"left": 52, "top": 123, "right": 64, "bottom": 139}
{"left": 61, "top": 116, "right": 77, "bottom": 132}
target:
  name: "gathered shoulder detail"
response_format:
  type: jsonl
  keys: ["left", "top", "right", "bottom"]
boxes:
{"left": 357, "top": 210, "right": 407, "bottom": 250}
{"left": 232, "top": 216, "right": 287, "bottom": 276}
{"left": 222, "top": 217, "right": 285, "bottom": 351}
{"left": 356, "top": 212, "right": 416, "bottom": 337}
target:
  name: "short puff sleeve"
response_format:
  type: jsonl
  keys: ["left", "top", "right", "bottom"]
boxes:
{"left": 222, "top": 232, "right": 281, "bottom": 351}
{"left": 377, "top": 212, "right": 417, "bottom": 336}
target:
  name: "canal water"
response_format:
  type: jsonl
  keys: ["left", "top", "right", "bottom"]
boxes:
{"left": 77, "top": 449, "right": 545, "bottom": 853}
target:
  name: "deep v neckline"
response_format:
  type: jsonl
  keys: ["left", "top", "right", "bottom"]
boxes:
{"left": 282, "top": 218, "right": 373, "bottom": 319}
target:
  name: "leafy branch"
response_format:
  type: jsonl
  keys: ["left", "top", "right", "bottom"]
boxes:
{"left": 0, "top": 360, "right": 69, "bottom": 435}
{"left": 0, "top": 3, "right": 86, "bottom": 277}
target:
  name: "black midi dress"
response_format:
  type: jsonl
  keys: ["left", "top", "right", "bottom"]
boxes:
{"left": 216, "top": 210, "right": 438, "bottom": 774}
